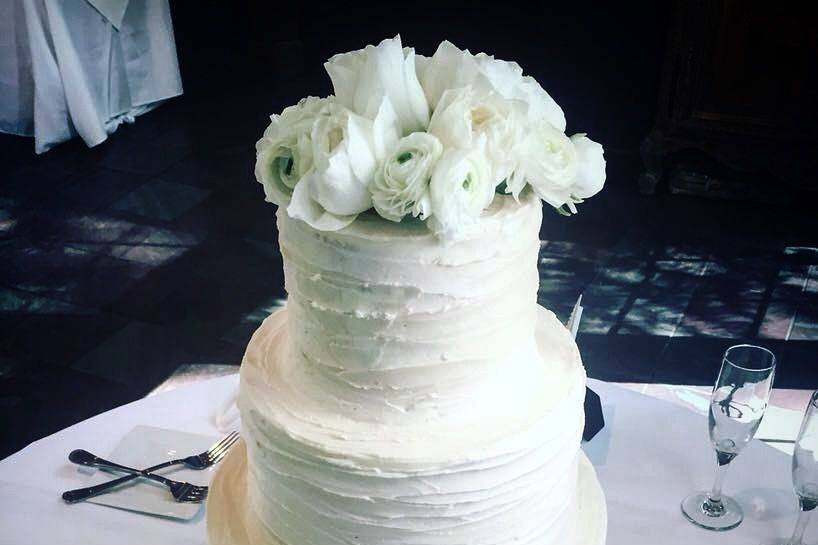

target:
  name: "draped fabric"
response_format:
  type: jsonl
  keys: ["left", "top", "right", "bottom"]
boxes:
{"left": 0, "top": 0, "right": 183, "bottom": 154}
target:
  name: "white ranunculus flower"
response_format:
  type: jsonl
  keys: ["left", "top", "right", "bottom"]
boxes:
{"left": 325, "top": 35, "right": 430, "bottom": 135}
{"left": 371, "top": 132, "right": 442, "bottom": 222}
{"left": 428, "top": 146, "right": 495, "bottom": 242}
{"left": 428, "top": 86, "right": 526, "bottom": 185}
{"left": 287, "top": 99, "right": 400, "bottom": 231}
{"left": 569, "top": 134, "right": 606, "bottom": 199}
{"left": 507, "top": 122, "right": 578, "bottom": 209}
{"left": 254, "top": 96, "right": 333, "bottom": 207}
{"left": 419, "top": 41, "right": 566, "bottom": 131}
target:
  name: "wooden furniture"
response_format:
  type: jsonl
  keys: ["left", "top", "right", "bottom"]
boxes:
{"left": 640, "top": 0, "right": 818, "bottom": 199}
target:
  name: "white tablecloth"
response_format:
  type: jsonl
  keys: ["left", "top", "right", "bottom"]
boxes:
{"left": 0, "top": 0, "right": 182, "bottom": 153}
{"left": 0, "top": 376, "right": 811, "bottom": 545}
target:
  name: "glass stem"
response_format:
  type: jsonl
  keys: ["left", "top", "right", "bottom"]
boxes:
{"left": 790, "top": 499, "right": 816, "bottom": 545}
{"left": 708, "top": 455, "right": 732, "bottom": 504}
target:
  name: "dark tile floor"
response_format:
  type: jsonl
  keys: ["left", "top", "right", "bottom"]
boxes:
{"left": 2, "top": 92, "right": 818, "bottom": 459}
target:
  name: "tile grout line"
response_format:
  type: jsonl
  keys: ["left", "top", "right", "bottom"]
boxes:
{"left": 786, "top": 263, "right": 816, "bottom": 341}
{"left": 667, "top": 259, "right": 712, "bottom": 340}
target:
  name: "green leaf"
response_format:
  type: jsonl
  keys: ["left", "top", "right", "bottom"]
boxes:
{"left": 556, "top": 205, "right": 572, "bottom": 216}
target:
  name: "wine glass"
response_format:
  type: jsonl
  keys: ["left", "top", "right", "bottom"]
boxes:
{"left": 786, "top": 389, "right": 818, "bottom": 545}
{"left": 681, "top": 344, "right": 776, "bottom": 531}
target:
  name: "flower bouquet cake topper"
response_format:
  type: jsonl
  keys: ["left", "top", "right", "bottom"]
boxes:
{"left": 255, "top": 36, "right": 606, "bottom": 242}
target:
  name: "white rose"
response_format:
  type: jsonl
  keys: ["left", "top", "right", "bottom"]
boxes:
{"left": 428, "top": 146, "right": 495, "bottom": 242}
{"left": 371, "top": 132, "right": 442, "bottom": 222}
{"left": 287, "top": 99, "right": 399, "bottom": 231}
{"left": 472, "top": 52, "right": 523, "bottom": 96}
{"left": 508, "top": 122, "right": 578, "bottom": 209}
{"left": 254, "top": 96, "right": 332, "bottom": 206}
{"left": 419, "top": 41, "right": 566, "bottom": 131}
{"left": 287, "top": 172, "right": 357, "bottom": 231}
{"left": 474, "top": 52, "right": 566, "bottom": 131}
{"left": 569, "top": 134, "right": 606, "bottom": 199}
{"left": 512, "top": 75, "right": 566, "bottom": 132}
{"left": 416, "top": 41, "right": 480, "bottom": 109}
{"left": 325, "top": 35, "right": 430, "bottom": 135}
{"left": 428, "top": 86, "right": 526, "bottom": 185}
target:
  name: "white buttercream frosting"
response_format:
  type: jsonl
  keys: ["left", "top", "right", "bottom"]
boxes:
{"left": 224, "top": 192, "right": 598, "bottom": 545}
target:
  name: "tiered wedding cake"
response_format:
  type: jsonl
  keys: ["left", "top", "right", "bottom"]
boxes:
{"left": 207, "top": 37, "right": 607, "bottom": 545}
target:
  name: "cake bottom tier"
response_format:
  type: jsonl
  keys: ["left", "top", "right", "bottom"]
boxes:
{"left": 207, "top": 306, "right": 606, "bottom": 545}
{"left": 207, "top": 442, "right": 605, "bottom": 545}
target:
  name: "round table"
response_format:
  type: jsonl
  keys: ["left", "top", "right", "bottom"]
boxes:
{"left": 0, "top": 375, "right": 810, "bottom": 545}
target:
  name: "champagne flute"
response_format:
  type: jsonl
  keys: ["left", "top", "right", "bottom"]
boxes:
{"left": 681, "top": 344, "right": 776, "bottom": 531}
{"left": 786, "top": 389, "right": 818, "bottom": 545}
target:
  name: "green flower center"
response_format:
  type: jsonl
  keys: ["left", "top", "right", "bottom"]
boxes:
{"left": 462, "top": 174, "right": 472, "bottom": 190}
{"left": 274, "top": 155, "right": 297, "bottom": 189}
{"left": 397, "top": 151, "right": 413, "bottom": 164}
{"left": 328, "top": 127, "right": 344, "bottom": 151}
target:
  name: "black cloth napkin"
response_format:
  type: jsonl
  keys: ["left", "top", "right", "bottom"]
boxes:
{"left": 583, "top": 386, "right": 604, "bottom": 442}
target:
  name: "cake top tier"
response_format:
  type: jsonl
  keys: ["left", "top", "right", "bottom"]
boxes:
{"left": 254, "top": 36, "right": 606, "bottom": 243}
{"left": 277, "top": 190, "right": 542, "bottom": 400}
{"left": 278, "top": 190, "right": 541, "bottom": 313}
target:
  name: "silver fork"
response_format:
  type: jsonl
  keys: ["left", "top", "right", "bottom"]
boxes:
{"left": 62, "top": 431, "right": 239, "bottom": 503}
{"left": 65, "top": 449, "right": 209, "bottom": 503}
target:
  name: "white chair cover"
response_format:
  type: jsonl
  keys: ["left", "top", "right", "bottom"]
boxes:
{"left": 0, "top": 0, "right": 183, "bottom": 154}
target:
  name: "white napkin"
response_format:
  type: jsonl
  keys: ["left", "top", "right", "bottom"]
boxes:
{"left": 565, "top": 294, "right": 584, "bottom": 339}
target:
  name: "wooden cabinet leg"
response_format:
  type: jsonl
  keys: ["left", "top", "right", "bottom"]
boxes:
{"left": 639, "top": 130, "right": 665, "bottom": 195}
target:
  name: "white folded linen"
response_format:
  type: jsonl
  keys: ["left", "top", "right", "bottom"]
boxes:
{"left": 0, "top": 0, "right": 182, "bottom": 153}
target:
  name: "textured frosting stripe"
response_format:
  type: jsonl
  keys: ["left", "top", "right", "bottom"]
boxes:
{"left": 242, "top": 330, "right": 583, "bottom": 456}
